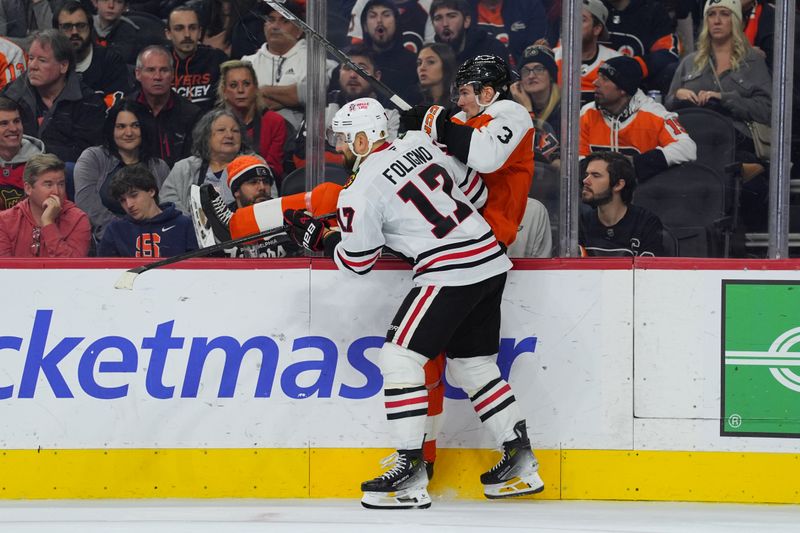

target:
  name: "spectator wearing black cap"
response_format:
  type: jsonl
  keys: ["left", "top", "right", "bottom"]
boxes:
{"left": 429, "top": 0, "right": 508, "bottom": 65}
{"left": 554, "top": 0, "right": 621, "bottom": 106}
{"left": 579, "top": 55, "right": 696, "bottom": 182}
{"left": 510, "top": 44, "right": 560, "bottom": 164}
{"left": 356, "top": 0, "right": 420, "bottom": 106}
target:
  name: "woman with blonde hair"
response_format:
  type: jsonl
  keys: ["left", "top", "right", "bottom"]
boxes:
{"left": 665, "top": 0, "right": 771, "bottom": 230}
{"left": 216, "top": 59, "right": 287, "bottom": 180}
{"left": 665, "top": 0, "right": 770, "bottom": 158}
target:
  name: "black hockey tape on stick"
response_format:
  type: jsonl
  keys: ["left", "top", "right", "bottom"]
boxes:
{"left": 261, "top": 0, "right": 411, "bottom": 111}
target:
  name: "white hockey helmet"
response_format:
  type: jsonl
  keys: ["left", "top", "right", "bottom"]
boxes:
{"left": 328, "top": 97, "right": 389, "bottom": 152}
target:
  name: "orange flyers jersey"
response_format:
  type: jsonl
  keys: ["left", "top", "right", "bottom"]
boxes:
{"left": 554, "top": 44, "right": 621, "bottom": 104}
{"left": 230, "top": 182, "right": 343, "bottom": 240}
{"left": 450, "top": 99, "right": 535, "bottom": 247}
{"left": 0, "top": 37, "right": 26, "bottom": 90}
{"left": 579, "top": 91, "right": 696, "bottom": 165}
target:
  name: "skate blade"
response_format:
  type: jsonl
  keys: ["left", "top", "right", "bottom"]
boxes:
{"left": 483, "top": 474, "right": 545, "bottom": 499}
{"left": 361, "top": 490, "right": 432, "bottom": 509}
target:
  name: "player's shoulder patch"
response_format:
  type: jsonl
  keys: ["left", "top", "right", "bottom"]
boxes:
{"left": 343, "top": 172, "right": 357, "bottom": 189}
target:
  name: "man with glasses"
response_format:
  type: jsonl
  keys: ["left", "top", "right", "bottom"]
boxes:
{"left": 554, "top": 0, "right": 620, "bottom": 106}
{"left": 54, "top": 1, "right": 131, "bottom": 96}
{"left": 0, "top": 152, "right": 90, "bottom": 256}
{"left": 430, "top": 0, "right": 507, "bottom": 65}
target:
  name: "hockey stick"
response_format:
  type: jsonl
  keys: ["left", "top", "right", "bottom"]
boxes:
{"left": 261, "top": 0, "right": 411, "bottom": 111}
{"left": 113, "top": 225, "right": 291, "bottom": 290}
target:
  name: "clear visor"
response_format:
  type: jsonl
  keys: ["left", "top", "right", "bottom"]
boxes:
{"left": 325, "top": 127, "right": 348, "bottom": 148}
{"left": 450, "top": 81, "right": 480, "bottom": 104}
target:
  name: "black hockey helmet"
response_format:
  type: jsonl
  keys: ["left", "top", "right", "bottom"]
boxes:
{"left": 453, "top": 55, "right": 512, "bottom": 98}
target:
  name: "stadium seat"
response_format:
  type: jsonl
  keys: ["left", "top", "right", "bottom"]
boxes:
{"left": 633, "top": 162, "right": 728, "bottom": 257}
{"left": 661, "top": 225, "right": 679, "bottom": 257}
{"left": 126, "top": 11, "right": 168, "bottom": 48}
{"left": 676, "top": 107, "right": 736, "bottom": 175}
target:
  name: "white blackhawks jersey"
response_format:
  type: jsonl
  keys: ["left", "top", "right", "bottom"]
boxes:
{"left": 333, "top": 131, "right": 512, "bottom": 287}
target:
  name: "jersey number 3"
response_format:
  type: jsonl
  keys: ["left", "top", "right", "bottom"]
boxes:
{"left": 397, "top": 163, "right": 472, "bottom": 238}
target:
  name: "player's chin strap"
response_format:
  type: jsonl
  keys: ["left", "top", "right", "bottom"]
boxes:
{"left": 473, "top": 90, "right": 501, "bottom": 113}
{"left": 348, "top": 135, "right": 385, "bottom": 173}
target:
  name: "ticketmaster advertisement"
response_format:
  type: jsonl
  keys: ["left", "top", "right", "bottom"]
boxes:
{"left": 0, "top": 264, "right": 633, "bottom": 451}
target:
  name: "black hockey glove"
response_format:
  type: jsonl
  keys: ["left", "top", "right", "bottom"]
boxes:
{"left": 398, "top": 105, "right": 429, "bottom": 133}
{"left": 399, "top": 105, "right": 450, "bottom": 140}
{"left": 283, "top": 209, "right": 329, "bottom": 252}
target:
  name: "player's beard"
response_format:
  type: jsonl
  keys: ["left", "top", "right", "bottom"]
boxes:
{"left": 342, "top": 149, "right": 358, "bottom": 172}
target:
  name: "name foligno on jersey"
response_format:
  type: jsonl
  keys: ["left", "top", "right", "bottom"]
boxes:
{"left": 381, "top": 146, "right": 434, "bottom": 184}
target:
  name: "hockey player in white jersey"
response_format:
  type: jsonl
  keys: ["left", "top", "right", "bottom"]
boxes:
{"left": 282, "top": 97, "right": 544, "bottom": 509}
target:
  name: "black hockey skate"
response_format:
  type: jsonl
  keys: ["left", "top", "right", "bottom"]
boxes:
{"left": 481, "top": 420, "right": 545, "bottom": 499}
{"left": 361, "top": 450, "right": 431, "bottom": 509}
{"left": 199, "top": 183, "right": 233, "bottom": 242}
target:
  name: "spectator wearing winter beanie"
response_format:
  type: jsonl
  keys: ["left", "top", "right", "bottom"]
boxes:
{"left": 580, "top": 55, "right": 696, "bottom": 182}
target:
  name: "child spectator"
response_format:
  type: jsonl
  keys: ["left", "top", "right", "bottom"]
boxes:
{"left": 98, "top": 164, "right": 198, "bottom": 257}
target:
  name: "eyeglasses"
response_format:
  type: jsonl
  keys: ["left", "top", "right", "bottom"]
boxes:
{"left": 31, "top": 226, "right": 41, "bottom": 257}
{"left": 58, "top": 22, "right": 90, "bottom": 32}
{"left": 521, "top": 65, "right": 548, "bottom": 77}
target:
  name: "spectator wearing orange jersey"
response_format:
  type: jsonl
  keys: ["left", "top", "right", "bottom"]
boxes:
{"left": 0, "top": 36, "right": 25, "bottom": 90}
{"left": 553, "top": 0, "right": 621, "bottom": 107}
{"left": 580, "top": 55, "right": 696, "bottom": 182}
{"left": 741, "top": 0, "right": 774, "bottom": 71}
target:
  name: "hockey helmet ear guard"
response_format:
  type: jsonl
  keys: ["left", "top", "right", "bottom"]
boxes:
{"left": 330, "top": 97, "right": 389, "bottom": 149}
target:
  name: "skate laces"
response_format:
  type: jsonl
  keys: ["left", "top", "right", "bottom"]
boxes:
{"left": 210, "top": 193, "right": 233, "bottom": 225}
{"left": 378, "top": 452, "right": 407, "bottom": 480}
{"left": 487, "top": 448, "right": 512, "bottom": 474}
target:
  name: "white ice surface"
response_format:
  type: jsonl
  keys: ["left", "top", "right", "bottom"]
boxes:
{"left": 0, "top": 499, "right": 798, "bottom": 533}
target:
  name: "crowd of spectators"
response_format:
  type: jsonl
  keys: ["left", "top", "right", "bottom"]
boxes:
{"left": 0, "top": 0, "right": 788, "bottom": 258}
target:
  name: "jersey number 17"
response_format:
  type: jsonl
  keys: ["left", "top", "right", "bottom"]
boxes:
{"left": 397, "top": 163, "right": 472, "bottom": 238}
